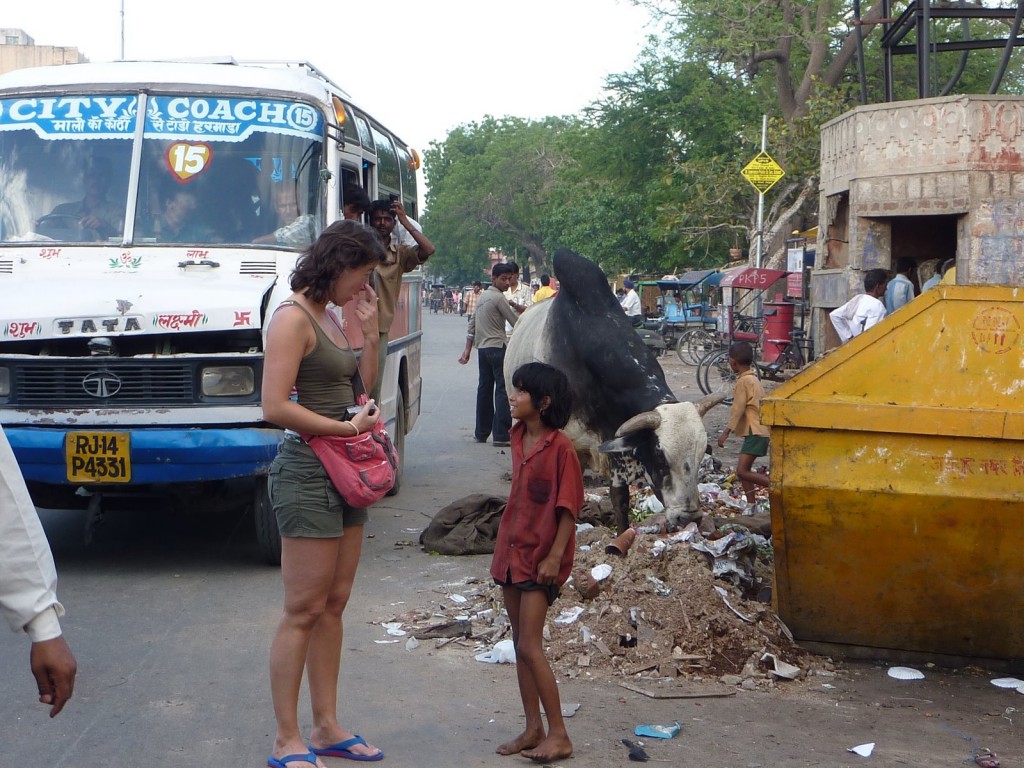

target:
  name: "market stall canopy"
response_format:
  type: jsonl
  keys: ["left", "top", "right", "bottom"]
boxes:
{"left": 719, "top": 267, "right": 788, "bottom": 289}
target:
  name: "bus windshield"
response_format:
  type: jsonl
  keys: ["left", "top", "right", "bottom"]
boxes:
{"left": 0, "top": 93, "right": 324, "bottom": 247}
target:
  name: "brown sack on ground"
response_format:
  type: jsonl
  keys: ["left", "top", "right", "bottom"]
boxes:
{"left": 419, "top": 493, "right": 507, "bottom": 555}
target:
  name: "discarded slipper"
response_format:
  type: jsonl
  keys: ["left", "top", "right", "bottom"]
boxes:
{"left": 975, "top": 750, "right": 1000, "bottom": 768}
{"left": 312, "top": 736, "right": 384, "bottom": 762}
{"left": 267, "top": 749, "right": 319, "bottom": 768}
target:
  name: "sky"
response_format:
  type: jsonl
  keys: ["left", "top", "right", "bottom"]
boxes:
{"left": 4, "top": 0, "right": 657, "bottom": 153}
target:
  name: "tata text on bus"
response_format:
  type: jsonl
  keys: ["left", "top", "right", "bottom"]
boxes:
{"left": 0, "top": 60, "right": 423, "bottom": 562}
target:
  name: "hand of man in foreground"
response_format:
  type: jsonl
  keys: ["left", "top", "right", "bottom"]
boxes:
{"left": 30, "top": 635, "right": 77, "bottom": 717}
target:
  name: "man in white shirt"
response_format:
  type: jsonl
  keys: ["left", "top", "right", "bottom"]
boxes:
{"left": 0, "top": 427, "right": 77, "bottom": 716}
{"left": 503, "top": 261, "right": 533, "bottom": 314}
{"left": 829, "top": 269, "right": 889, "bottom": 343}
{"left": 621, "top": 279, "right": 642, "bottom": 326}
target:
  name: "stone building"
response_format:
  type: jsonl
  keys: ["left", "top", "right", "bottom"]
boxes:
{"left": 0, "top": 28, "right": 87, "bottom": 75}
{"left": 814, "top": 95, "right": 1024, "bottom": 349}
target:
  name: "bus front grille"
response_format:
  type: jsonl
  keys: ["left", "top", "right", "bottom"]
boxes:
{"left": 15, "top": 362, "right": 195, "bottom": 406}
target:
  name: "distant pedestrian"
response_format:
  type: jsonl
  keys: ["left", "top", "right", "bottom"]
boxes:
{"left": 491, "top": 362, "right": 582, "bottom": 764}
{"left": 621, "top": 279, "right": 642, "bottom": 326}
{"left": 533, "top": 274, "right": 556, "bottom": 302}
{"left": 459, "top": 263, "right": 519, "bottom": 446}
{"left": 504, "top": 261, "right": 532, "bottom": 314}
{"left": 463, "top": 281, "right": 482, "bottom": 318}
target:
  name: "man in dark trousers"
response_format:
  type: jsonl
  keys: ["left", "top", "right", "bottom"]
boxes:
{"left": 458, "top": 263, "right": 519, "bottom": 446}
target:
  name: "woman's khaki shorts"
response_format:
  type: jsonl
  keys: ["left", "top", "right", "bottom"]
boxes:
{"left": 268, "top": 437, "right": 368, "bottom": 538}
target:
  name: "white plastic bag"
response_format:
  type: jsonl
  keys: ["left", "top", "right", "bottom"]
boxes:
{"left": 474, "top": 638, "right": 516, "bottom": 664}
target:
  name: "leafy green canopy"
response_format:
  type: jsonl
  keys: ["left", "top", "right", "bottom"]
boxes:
{"left": 423, "top": 1, "right": 1024, "bottom": 280}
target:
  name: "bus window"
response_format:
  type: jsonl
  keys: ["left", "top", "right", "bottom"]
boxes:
{"left": 371, "top": 125, "right": 401, "bottom": 193}
{"left": 397, "top": 146, "right": 417, "bottom": 218}
{"left": 0, "top": 94, "right": 135, "bottom": 244}
{"left": 341, "top": 102, "right": 361, "bottom": 147}
{"left": 339, "top": 167, "right": 367, "bottom": 222}
{"left": 131, "top": 94, "right": 324, "bottom": 247}
{"left": 353, "top": 114, "right": 372, "bottom": 149}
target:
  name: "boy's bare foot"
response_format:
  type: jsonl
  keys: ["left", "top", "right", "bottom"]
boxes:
{"left": 495, "top": 728, "right": 544, "bottom": 756}
{"left": 522, "top": 734, "right": 573, "bottom": 763}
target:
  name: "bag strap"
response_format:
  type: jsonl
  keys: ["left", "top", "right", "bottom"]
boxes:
{"left": 323, "top": 307, "right": 367, "bottom": 399}
{"left": 277, "top": 299, "right": 366, "bottom": 396}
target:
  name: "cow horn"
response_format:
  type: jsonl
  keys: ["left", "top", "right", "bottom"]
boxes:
{"left": 615, "top": 410, "right": 662, "bottom": 437}
{"left": 695, "top": 392, "right": 728, "bottom": 417}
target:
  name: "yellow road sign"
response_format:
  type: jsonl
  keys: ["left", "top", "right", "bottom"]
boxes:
{"left": 741, "top": 151, "right": 785, "bottom": 194}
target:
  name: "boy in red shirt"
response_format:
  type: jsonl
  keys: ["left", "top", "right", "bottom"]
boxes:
{"left": 490, "top": 362, "right": 583, "bottom": 764}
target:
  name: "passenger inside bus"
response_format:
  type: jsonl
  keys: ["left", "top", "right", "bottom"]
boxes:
{"left": 252, "top": 184, "right": 315, "bottom": 246}
{"left": 139, "top": 187, "right": 209, "bottom": 243}
{"left": 205, "top": 155, "right": 262, "bottom": 242}
{"left": 37, "top": 157, "right": 125, "bottom": 241}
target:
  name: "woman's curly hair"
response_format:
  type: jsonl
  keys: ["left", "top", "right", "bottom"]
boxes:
{"left": 290, "top": 220, "right": 386, "bottom": 303}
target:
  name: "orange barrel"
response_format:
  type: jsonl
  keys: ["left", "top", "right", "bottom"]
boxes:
{"left": 762, "top": 301, "right": 795, "bottom": 362}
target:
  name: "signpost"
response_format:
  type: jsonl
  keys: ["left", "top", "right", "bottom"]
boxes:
{"left": 741, "top": 151, "right": 786, "bottom": 194}
{"left": 742, "top": 117, "right": 786, "bottom": 271}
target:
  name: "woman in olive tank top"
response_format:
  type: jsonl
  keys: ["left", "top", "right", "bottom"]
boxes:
{"left": 261, "top": 220, "right": 387, "bottom": 766}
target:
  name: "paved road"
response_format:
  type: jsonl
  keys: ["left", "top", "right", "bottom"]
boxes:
{"left": 2, "top": 309, "right": 1019, "bottom": 767}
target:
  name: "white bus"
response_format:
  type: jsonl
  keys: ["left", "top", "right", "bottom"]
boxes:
{"left": 0, "top": 60, "right": 422, "bottom": 562}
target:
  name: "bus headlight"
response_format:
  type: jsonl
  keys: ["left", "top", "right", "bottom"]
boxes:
{"left": 201, "top": 366, "right": 255, "bottom": 397}
{"left": 0, "top": 367, "right": 9, "bottom": 397}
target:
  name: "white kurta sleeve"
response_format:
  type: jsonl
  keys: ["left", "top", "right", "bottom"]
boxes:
{"left": 0, "top": 427, "right": 64, "bottom": 641}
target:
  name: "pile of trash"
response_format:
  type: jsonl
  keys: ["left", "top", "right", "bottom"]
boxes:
{"left": 377, "top": 459, "right": 836, "bottom": 690}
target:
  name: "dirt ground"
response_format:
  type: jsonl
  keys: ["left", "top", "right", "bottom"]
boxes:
{"left": 382, "top": 347, "right": 1022, "bottom": 767}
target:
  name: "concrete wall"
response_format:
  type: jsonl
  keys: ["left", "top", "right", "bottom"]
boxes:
{"left": 0, "top": 44, "right": 87, "bottom": 75}
{"left": 814, "top": 95, "right": 1024, "bottom": 347}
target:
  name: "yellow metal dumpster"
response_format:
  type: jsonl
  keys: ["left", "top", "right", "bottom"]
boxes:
{"left": 762, "top": 285, "right": 1024, "bottom": 662}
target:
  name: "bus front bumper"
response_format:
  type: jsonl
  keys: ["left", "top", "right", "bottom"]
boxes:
{"left": 6, "top": 426, "right": 283, "bottom": 486}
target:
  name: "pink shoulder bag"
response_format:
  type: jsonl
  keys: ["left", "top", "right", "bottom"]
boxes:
{"left": 302, "top": 397, "right": 398, "bottom": 507}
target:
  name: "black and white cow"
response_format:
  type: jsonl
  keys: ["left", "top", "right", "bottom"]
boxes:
{"left": 505, "top": 247, "right": 725, "bottom": 533}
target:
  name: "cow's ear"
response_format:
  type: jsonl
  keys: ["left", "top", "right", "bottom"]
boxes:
{"left": 598, "top": 435, "right": 642, "bottom": 454}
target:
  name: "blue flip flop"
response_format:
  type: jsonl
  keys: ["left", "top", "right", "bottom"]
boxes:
{"left": 311, "top": 735, "right": 384, "bottom": 762}
{"left": 267, "top": 749, "right": 320, "bottom": 768}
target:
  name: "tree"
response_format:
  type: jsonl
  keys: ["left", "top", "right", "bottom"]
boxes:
{"left": 636, "top": 0, "right": 1024, "bottom": 262}
{"left": 422, "top": 116, "right": 573, "bottom": 282}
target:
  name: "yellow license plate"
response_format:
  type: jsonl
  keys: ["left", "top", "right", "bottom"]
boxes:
{"left": 65, "top": 431, "right": 131, "bottom": 483}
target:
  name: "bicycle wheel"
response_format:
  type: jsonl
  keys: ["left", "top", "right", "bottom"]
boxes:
{"left": 701, "top": 348, "right": 739, "bottom": 397}
{"left": 695, "top": 347, "right": 720, "bottom": 394}
{"left": 675, "top": 330, "right": 697, "bottom": 365}
{"left": 679, "top": 328, "right": 718, "bottom": 366}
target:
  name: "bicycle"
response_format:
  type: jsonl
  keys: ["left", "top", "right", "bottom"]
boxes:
{"left": 696, "top": 345, "right": 767, "bottom": 396}
{"left": 676, "top": 325, "right": 720, "bottom": 365}
{"left": 756, "top": 328, "right": 813, "bottom": 382}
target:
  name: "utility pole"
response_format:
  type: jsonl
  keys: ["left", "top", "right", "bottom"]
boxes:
{"left": 755, "top": 115, "right": 767, "bottom": 269}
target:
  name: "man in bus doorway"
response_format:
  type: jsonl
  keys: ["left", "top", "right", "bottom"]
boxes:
{"left": 369, "top": 198, "right": 435, "bottom": 401}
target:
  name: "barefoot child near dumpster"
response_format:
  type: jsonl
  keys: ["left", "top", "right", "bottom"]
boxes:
{"left": 491, "top": 362, "right": 583, "bottom": 763}
{"left": 718, "top": 341, "right": 770, "bottom": 507}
